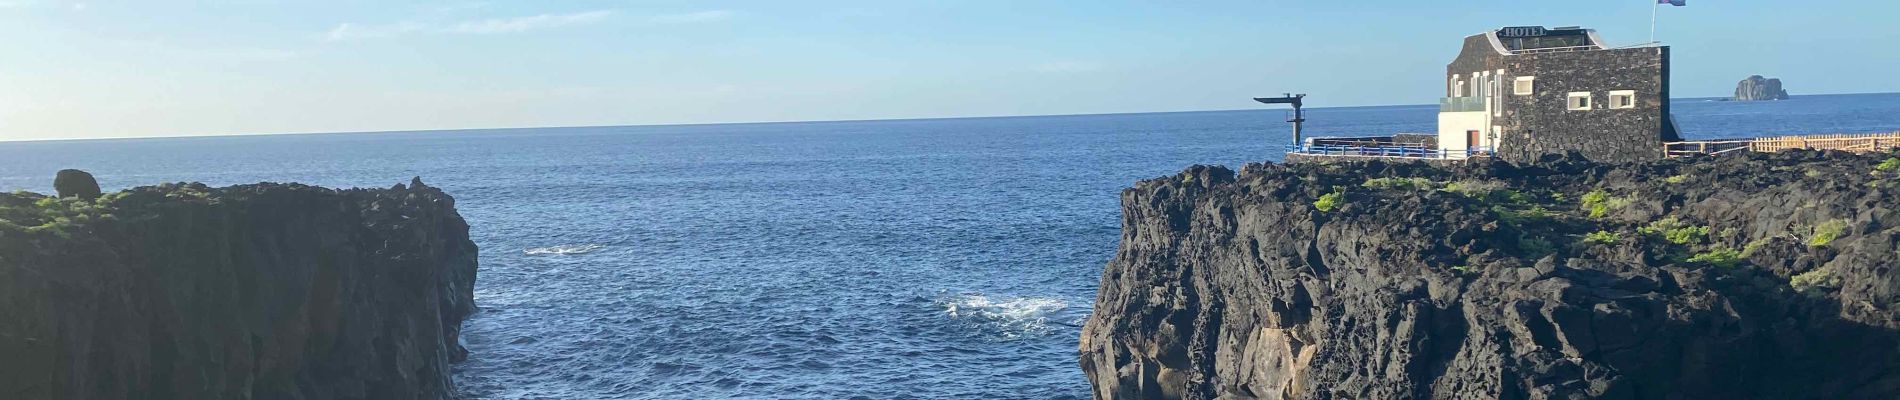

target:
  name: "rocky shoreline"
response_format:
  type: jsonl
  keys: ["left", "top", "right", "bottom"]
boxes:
{"left": 0, "top": 177, "right": 477, "bottom": 399}
{"left": 1081, "top": 151, "right": 1900, "bottom": 399}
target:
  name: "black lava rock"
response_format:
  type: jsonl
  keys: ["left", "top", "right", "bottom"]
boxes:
{"left": 0, "top": 180, "right": 479, "bottom": 400}
{"left": 1082, "top": 150, "right": 1900, "bottom": 399}
{"left": 53, "top": 169, "right": 101, "bottom": 200}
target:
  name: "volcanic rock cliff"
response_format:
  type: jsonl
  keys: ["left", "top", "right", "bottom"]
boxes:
{"left": 1080, "top": 151, "right": 1900, "bottom": 399}
{"left": 0, "top": 178, "right": 478, "bottom": 400}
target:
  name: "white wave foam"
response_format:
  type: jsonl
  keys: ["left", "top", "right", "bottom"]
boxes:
{"left": 936, "top": 293, "right": 1071, "bottom": 339}
{"left": 523, "top": 244, "right": 606, "bottom": 255}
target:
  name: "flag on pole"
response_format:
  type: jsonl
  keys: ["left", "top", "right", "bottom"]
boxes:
{"left": 1658, "top": 0, "right": 1686, "bottom": 6}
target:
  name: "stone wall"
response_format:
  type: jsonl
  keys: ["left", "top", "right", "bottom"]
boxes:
{"left": 1391, "top": 133, "right": 1438, "bottom": 148}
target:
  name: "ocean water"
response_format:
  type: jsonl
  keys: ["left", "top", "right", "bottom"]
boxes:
{"left": 3, "top": 93, "right": 1899, "bottom": 399}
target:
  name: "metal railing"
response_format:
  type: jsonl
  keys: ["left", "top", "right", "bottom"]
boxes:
{"left": 1509, "top": 45, "right": 1600, "bottom": 55}
{"left": 1286, "top": 144, "right": 1494, "bottom": 160}
{"left": 1665, "top": 132, "right": 1900, "bottom": 158}
{"left": 1439, "top": 97, "right": 1486, "bottom": 112}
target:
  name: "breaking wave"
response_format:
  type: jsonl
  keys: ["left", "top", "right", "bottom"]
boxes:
{"left": 935, "top": 293, "right": 1077, "bottom": 339}
{"left": 523, "top": 244, "right": 606, "bottom": 255}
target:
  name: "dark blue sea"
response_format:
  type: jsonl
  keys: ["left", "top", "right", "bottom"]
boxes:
{"left": 3, "top": 93, "right": 1898, "bottom": 399}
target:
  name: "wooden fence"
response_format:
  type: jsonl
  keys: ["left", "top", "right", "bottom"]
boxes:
{"left": 1665, "top": 131, "right": 1900, "bottom": 158}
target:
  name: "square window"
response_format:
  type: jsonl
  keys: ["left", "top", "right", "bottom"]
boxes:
{"left": 1609, "top": 90, "right": 1636, "bottom": 109}
{"left": 1567, "top": 92, "right": 1592, "bottom": 111}
{"left": 1513, "top": 77, "right": 1535, "bottom": 95}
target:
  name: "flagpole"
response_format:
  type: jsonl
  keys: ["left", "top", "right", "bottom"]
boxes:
{"left": 1650, "top": 0, "right": 1659, "bottom": 43}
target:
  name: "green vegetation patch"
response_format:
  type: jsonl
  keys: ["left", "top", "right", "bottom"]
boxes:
{"left": 1663, "top": 226, "right": 1710, "bottom": 246}
{"left": 1314, "top": 191, "right": 1344, "bottom": 213}
{"left": 1580, "top": 189, "right": 1632, "bottom": 219}
{"left": 1877, "top": 157, "right": 1900, "bottom": 172}
{"left": 1790, "top": 266, "right": 1838, "bottom": 294}
{"left": 1687, "top": 247, "right": 1744, "bottom": 268}
{"left": 1442, "top": 180, "right": 1501, "bottom": 196}
{"left": 1741, "top": 238, "right": 1772, "bottom": 256}
{"left": 0, "top": 192, "right": 122, "bottom": 239}
{"left": 1639, "top": 217, "right": 1710, "bottom": 246}
{"left": 1664, "top": 174, "right": 1691, "bottom": 184}
{"left": 1362, "top": 177, "right": 1436, "bottom": 191}
{"left": 1583, "top": 230, "right": 1621, "bottom": 245}
{"left": 1808, "top": 219, "right": 1849, "bottom": 247}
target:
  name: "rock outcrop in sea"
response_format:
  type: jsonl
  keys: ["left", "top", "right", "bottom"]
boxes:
{"left": 1734, "top": 75, "right": 1790, "bottom": 101}
{"left": 1080, "top": 151, "right": 1900, "bottom": 399}
{"left": 0, "top": 176, "right": 478, "bottom": 400}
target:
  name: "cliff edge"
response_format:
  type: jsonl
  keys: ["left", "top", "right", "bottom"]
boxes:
{"left": 0, "top": 178, "right": 478, "bottom": 400}
{"left": 1081, "top": 151, "right": 1900, "bottom": 399}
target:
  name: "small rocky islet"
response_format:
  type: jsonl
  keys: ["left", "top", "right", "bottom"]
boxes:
{"left": 1081, "top": 150, "right": 1900, "bottom": 399}
{"left": 1735, "top": 75, "right": 1791, "bottom": 101}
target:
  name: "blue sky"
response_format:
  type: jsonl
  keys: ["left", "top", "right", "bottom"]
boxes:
{"left": 1, "top": 0, "right": 1895, "bottom": 140}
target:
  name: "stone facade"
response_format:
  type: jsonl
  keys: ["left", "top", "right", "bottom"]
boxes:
{"left": 1441, "top": 28, "right": 1678, "bottom": 164}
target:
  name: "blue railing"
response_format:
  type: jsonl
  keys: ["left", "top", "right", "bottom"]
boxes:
{"left": 1286, "top": 144, "right": 1495, "bottom": 160}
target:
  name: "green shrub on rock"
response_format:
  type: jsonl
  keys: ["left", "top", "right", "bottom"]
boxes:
{"left": 1876, "top": 157, "right": 1900, "bottom": 172}
{"left": 1808, "top": 219, "right": 1849, "bottom": 247}
{"left": 1314, "top": 192, "right": 1344, "bottom": 213}
{"left": 1791, "top": 266, "right": 1838, "bottom": 294}
{"left": 1581, "top": 189, "right": 1631, "bottom": 219}
{"left": 1664, "top": 226, "right": 1710, "bottom": 246}
{"left": 1583, "top": 230, "right": 1621, "bottom": 245}
{"left": 1639, "top": 217, "right": 1710, "bottom": 246}
{"left": 1687, "top": 248, "right": 1744, "bottom": 268}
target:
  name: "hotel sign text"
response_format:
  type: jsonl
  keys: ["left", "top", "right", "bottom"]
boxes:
{"left": 1498, "top": 27, "right": 1548, "bottom": 38}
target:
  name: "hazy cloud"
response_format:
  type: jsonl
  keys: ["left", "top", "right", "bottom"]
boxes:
{"left": 448, "top": 10, "right": 612, "bottom": 34}
{"left": 324, "top": 9, "right": 615, "bottom": 42}
{"left": 324, "top": 21, "right": 428, "bottom": 41}
{"left": 644, "top": 10, "right": 732, "bottom": 25}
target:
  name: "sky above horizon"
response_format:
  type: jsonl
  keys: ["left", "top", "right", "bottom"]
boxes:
{"left": 2, "top": 0, "right": 1896, "bottom": 141}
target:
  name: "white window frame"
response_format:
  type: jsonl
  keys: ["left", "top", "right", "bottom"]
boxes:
{"left": 1608, "top": 90, "right": 1637, "bottom": 109}
{"left": 1513, "top": 77, "right": 1535, "bottom": 95}
{"left": 1566, "top": 92, "right": 1593, "bottom": 111}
